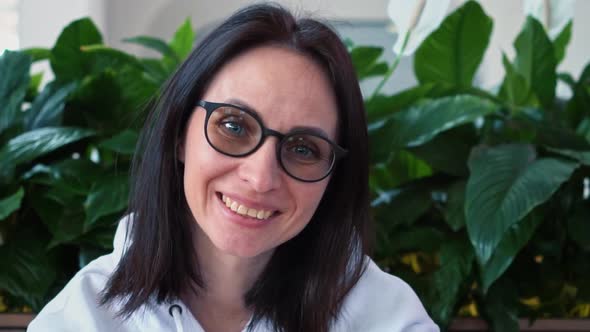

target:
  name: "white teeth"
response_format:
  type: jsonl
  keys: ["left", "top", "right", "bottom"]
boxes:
{"left": 221, "top": 194, "right": 274, "bottom": 220}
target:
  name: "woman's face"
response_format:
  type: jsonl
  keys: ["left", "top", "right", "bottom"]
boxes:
{"left": 180, "top": 46, "right": 339, "bottom": 259}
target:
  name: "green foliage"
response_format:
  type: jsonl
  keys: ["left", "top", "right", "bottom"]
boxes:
{"left": 358, "top": 0, "right": 590, "bottom": 329}
{"left": 414, "top": 0, "right": 493, "bottom": 89}
{"left": 0, "top": 17, "right": 195, "bottom": 312}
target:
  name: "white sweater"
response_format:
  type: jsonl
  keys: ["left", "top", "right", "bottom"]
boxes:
{"left": 28, "top": 218, "right": 439, "bottom": 332}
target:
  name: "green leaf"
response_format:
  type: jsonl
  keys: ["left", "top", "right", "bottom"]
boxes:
{"left": 481, "top": 212, "right": 543, "bottom": 291}
{"left": 512, "top": 113, "right": 590, "bottom": 150}
{"left": 50, "top": 17, "right": 103, "bottom": 81}
{"left": 81, "top": 44, "right": 142, "bottom": 73}
{"left": 350, "top": 46, "right": 386, "bottom": 80}
{"left": 499, "top": 53, "right": 532, "bottom": 107}
{"left": 26, "top": 72, "right": 44, "bottom": 100}
{"left": 0, "top": 221, "right": 57, "bottom": 311}
{"left": 565, "top": 63, "right": 590, "bottom": 129}
{"left": 465, "top": 144, "right": 578, "bottom": 265}
{"left": 408, "top": 125, "right": 476, "bottom": 177}
{"left": 0, "top": 50, "right": 32, "bottom": 134}
{"left": 553, "top": 21, "right": 572, "bottom": 65}
{"left": 78, "top": 246, "right": 110, "bottom": 269}
{"left": 389, "top": 227, "right": 444, "bottom": 253}
{"left": 0, "top": 127, "right": 95, "bottom": 168}
{"left": 0, "top": 187, "right": 24, "bottom": 220}
{"left": 547, "top": 148, "right": 590, "bottom": 166}
{"left": 372, "top": 183, "right": 432, "bottom": 230}
{"left": 84, "top": 174, "right": 129, "bottom": 230}
{"left": 414, "top": 1, "right": 493, "bottom": 88}
{"left": 367, "top": 83, "right": 447, "bottom": 124}
{"left": 430, "top": 238, "right": 474, "bottom": 326}
{"left": 169, "top": 18, "right": 195, "bottom": 60}
{"left": 370, "top": 149, "right": 432, "bottom": 190}
{"left": 443, "top": 180, "right": 467, "bottom": 231}
{"left": 568, "top": 207, "right": 590, "bottom": 251}
{"left": 123, "top": 36, "right": 178, "bottom": 60}
{"left": 30, "top": 192, "right": 85, "bottom": 249}
{"left": 22, "top": 47, "right": 51, "bottom": 62}
{"left": 139, "top": 58, "right": 170, "bottom": 83}
{"left": 484, "top": 279, "right": 519, "bottom": 332}
{"left": 25, "top": 82, "right": 78, "bottom": 129}
{"left": 98, "top": 130, "right": 138, "bottom": 155}
{"left": 513, "top": 16, "right": 557, "bottom": 108}
{"left": 370, "top": 95, "right": 497, "bottom": 163}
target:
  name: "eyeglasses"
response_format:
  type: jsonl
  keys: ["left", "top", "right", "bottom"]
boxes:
{"left": 195, "top": 100, "right": 347, "bottom": 182}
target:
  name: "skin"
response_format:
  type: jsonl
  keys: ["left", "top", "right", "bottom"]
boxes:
{"left": 179, "top": 45, "right": 339, "bottom": 331}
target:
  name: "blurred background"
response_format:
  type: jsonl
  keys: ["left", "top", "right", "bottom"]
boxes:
{"left": 1, "top": 0, "right": 589, "bottom": 96}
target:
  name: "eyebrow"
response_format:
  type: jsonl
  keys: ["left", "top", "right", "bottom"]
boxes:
{"left": 224, "top": 97, "right": 332, "bottom": 139}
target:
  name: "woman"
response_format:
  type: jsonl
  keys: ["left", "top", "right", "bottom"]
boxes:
{"left": 28, "top": 4, "right": 438, "bottom": 332}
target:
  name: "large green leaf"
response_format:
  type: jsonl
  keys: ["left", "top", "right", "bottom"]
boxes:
{"left": 50, "top": 17, "right": 103, "bottom": 81}
{"left": 81, "top": 44, "right": 142, "bottom": 74}
{"left": 350, "top": 46, "right": 387, "bottom": 81}
{"left": 484, "top": 279, "right": 519, "bottom": 332}
{"left": 370, "top": 95, "right": 497, "bottom": 163}
{"left": 25, "top": 82, "right": 78, "bottom": 130}
{"left": 366, "top": 83, "right": 448, "bottom": 124}
{"left": 83, "top": 174, "right": 129, "bottom": 230}
{"left": 547, "top": 148, "right": 590, "bottom": 166}
{"left": 568, "top": 206, "right": 590, "bottom": 251}
{"left": 565, "top": 63, "right": 590, "bottom": 129}
{"left": 429, "top": 238, "right": 474, "bottom": 327}
{"left": 481, "top": 212, "right": 543, "bottom": 291}
{"left": 408, "top": 125, "right": 476, "bottom": 177}
{"left": 0, "top": 127, "right": 95, "bottom": 168}
{"left": 370, "top": 149, "right": 432, "bottom": 190}
{"left": 169, "top": 18, "right": 195, "bottom": 60}
{"left": 465, "top": 144, "right": 578, "bottom": 265}
{"left": 29, "top": 191, "right": 85, "bottom": 249}
{"left": 499, "top": 53, "right": 532, "bottom": 107}
{"left": 0, "top": 187, "right": 24, "bottom": 220}
{"left": 553, "top": 21, "right": 572, "bottom": 65}
{"left": 513, "top": 16, "right": 557, "bottom": 108}
{"left": 124, "top": 36, "right": 178, "bottom": 60}
{"left": 372, "top": 184, "right": 432, "bottom": 230}
{"left": 0, "top": 51, "right": 32, "bottom": 134}
{"left": 0, "top": 222, "right": 58, "bottom": 311}
{"left": 443, "top": 180, "right": 467, "bottom": 231}
{"left": 414, "top": 1, "right": 493, "bottom": 88}
{"left": 98, "top": 129, "right": 139, "bottom": 155}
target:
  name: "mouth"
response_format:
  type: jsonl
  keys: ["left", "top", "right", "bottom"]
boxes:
{"left": 217, "top": 192, "right": 279, "bottom": 221}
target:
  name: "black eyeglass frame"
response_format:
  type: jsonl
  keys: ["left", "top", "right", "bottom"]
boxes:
{"left": 195, "top": 100, "right": 348, "bottom": 182}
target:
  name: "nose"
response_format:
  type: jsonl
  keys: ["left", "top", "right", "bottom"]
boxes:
{"left": 237, "top": 138, "right": 282, "bottom": 193}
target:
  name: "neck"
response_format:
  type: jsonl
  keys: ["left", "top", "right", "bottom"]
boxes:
{"left": 183, "top": 225, "right": 273, "bottom": 321}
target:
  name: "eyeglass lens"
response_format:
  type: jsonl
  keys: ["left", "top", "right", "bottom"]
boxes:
{"left": 205, "top": 105, "right": 335, "bottom": 181}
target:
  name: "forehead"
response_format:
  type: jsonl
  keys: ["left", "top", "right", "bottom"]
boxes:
{"left": 201, "top": 46, "right": 339, "bottom": 139}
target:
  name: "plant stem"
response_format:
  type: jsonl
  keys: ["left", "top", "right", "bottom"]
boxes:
{"left": 370, "top": 32, "right": 410, "bottom": 100}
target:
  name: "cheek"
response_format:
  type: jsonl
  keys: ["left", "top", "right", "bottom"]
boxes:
{"left": 293, "top": 181, "right": 329, "bottom": 221}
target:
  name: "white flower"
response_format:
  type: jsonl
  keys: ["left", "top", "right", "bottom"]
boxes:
{"left": 523, "top": 0, "right": 575, "bottom": 39}
{"left": 387, "top": 0, "right": 451, "bottom": 56}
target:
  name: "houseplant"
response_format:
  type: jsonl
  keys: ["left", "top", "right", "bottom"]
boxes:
{"left": 352, "top": 1, "right": 590, "bottom": 331}
{"left": 0, "top": 17, "right": 194, "bottom": 314}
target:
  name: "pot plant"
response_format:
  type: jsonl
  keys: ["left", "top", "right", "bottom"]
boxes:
{"left": 350, "top": 0, "right": 590, "bottom": 331}
{"left": 0, "top": 17, "right": 194, "bottom": 325}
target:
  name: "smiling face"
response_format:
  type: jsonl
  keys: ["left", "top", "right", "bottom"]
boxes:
{"left": 180, "top": 46, "right": 339, "bottom": 259}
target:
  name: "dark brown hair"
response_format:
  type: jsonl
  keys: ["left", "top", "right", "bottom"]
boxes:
{"left": 101, "top": 4, "right": 371, "bottom": 331}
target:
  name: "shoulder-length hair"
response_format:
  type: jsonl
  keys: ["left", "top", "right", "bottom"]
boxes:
{"left": 101, "top": 3, "right": 371, "bottom": 331}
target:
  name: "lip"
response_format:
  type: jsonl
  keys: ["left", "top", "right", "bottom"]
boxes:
{"left": 215, "top": 192, "right": 279, "bottom": 228}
